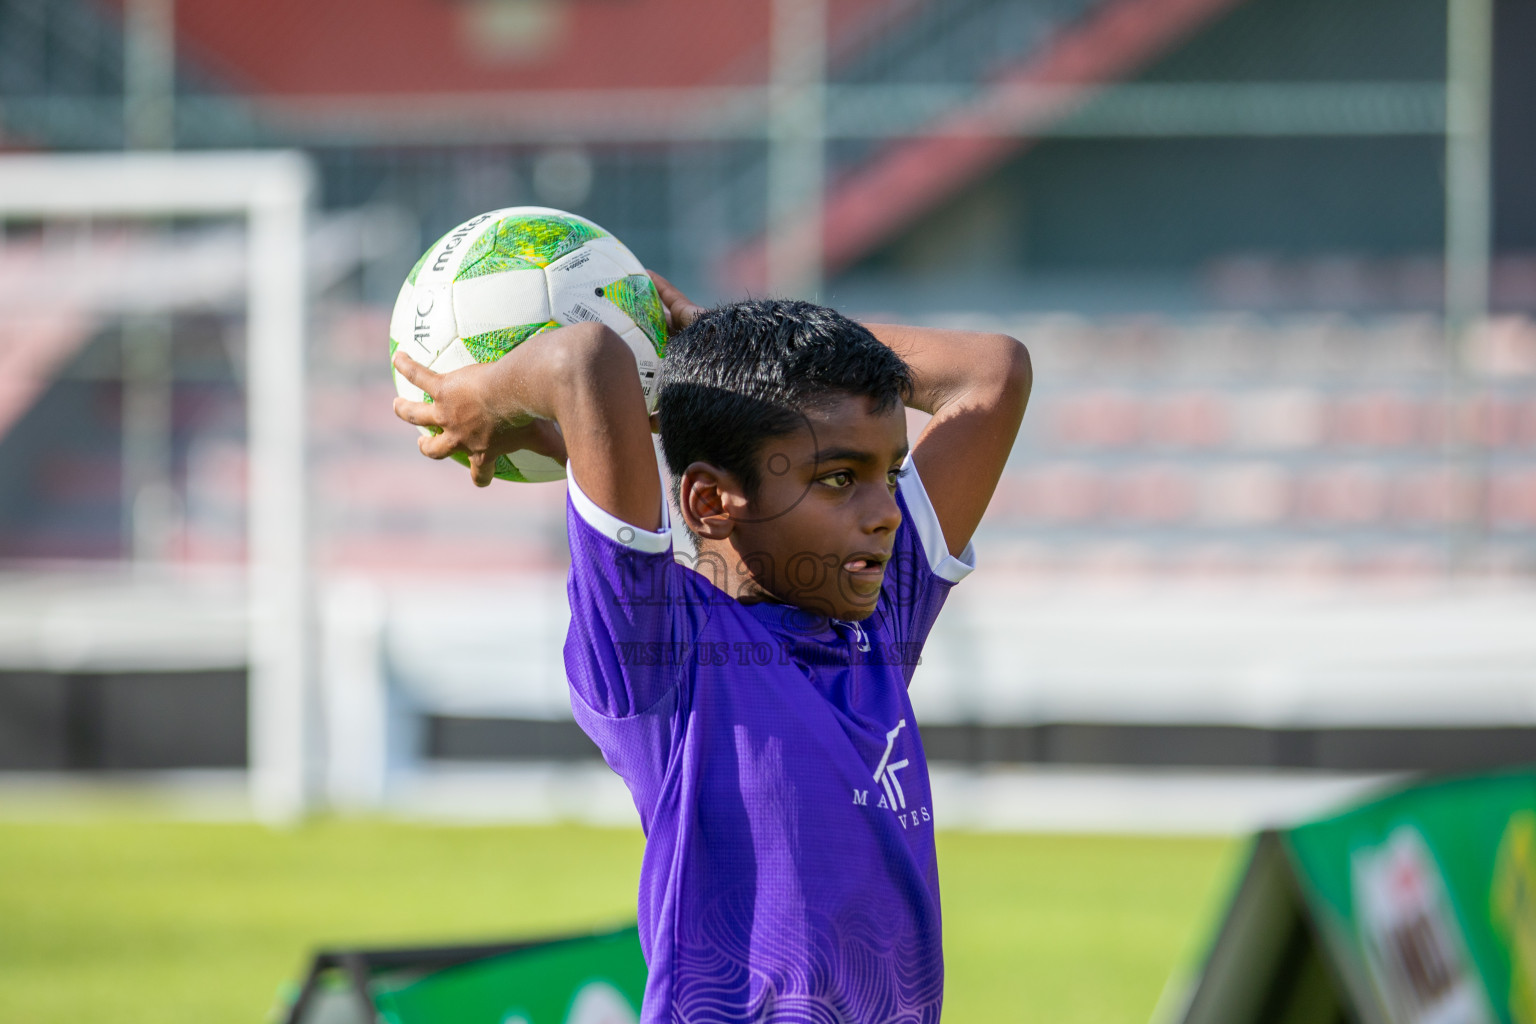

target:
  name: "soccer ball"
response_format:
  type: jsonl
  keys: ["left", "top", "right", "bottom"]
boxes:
{"left": 389, "top": 206, "right": 668, "bottom": 482}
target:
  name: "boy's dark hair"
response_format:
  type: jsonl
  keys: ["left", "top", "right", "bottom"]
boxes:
{"left": 656, "top": 299, "right": 912, "bottom": 500}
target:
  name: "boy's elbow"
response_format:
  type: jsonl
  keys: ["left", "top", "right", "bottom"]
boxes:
{"left": 548, "top": 321, "right": 632, "bottom": 379}
{"left": 558, "top": 320, "right": 627, "bottom": 364}
{"left": 541, "top": 321, "right": 636, "bottom": 412}
{"left": 989, "top": 334, "right": 1032, "bottom": 412}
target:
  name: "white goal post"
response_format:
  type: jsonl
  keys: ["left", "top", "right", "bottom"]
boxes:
{"left": 0, "top": 150, "right": 315, "bottom": 823}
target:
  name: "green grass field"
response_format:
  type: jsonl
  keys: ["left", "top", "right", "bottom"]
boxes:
{"left": 0, "top": 816, "right": 1240, "bottom": 1024}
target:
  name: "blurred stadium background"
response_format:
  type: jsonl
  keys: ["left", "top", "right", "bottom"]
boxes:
{"left": 0, "top": 0, "right": 1523, "bottom": 964}
{"left": 0, "top": 0, "right": 1533, "bottom": 1017}
{"left": 0, "top": 0, "right": 1529, "bottom": 822}
{"left": 3, "top": 0, "right": 1533, "bottom": 816}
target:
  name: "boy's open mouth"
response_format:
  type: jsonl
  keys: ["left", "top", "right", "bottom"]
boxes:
{"left": 841, "top": 554, "right": 888, "bottom": 575}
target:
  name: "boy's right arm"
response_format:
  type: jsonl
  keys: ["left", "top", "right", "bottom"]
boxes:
{"left": 391, "top": 321, "right": 662, "bottom": 530}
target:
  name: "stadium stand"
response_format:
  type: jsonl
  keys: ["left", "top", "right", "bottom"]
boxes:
{"left": 2, "top": 0, "right": 1535, "bottom": 799}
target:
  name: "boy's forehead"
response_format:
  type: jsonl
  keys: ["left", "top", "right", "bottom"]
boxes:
{"left": 766, "top": 395, "right": 908, "bottom": 460}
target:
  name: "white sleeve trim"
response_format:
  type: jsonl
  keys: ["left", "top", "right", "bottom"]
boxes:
{"left": 898, "top": 456, "right": 977, "bottom": 584}
{"left": 567, "top": 467, "right": 673, "bottom": 555}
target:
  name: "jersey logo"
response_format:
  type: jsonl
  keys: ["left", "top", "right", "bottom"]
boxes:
{"left": 852, "top": 718, "right": 931, "bottom": 829}
{"left": 872, "top": 719, "right": 910, "bottom": 810}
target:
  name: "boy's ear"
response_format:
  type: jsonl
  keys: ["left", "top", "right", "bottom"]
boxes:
{"left": 679, "top": 463, "right": 740, "bottom": 540}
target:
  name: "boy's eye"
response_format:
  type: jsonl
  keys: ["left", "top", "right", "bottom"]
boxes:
{"left": 887, "top": 468, "right": 901, "bottom": 488}
{"left": 820, "top": 470, "right": 854, "bottom": 488}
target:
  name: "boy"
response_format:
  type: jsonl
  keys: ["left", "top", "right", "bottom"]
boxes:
{"left": 392, "top": 274, "right": 1030, "bottom": 1023}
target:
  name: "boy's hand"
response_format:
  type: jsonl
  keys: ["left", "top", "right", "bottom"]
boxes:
{"left": 392, "top": 320, "right": 660, "bottom": 528}
{"left": 648, "top": 270, "right": 705, "bottom": 334}
{"left": 864, "top": 324, "right": 1031, "bottom": 556}
{"left": 392, "top": 350, "right": 568, "bottom": 487}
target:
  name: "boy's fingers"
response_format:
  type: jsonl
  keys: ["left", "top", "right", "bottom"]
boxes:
{"left": 417, "top": 431, "right": 459, "bottom": 460}
{"left": 469, "top": 452, "right": 496, "bottom": 488}
{"left": 645, "top": 271, "right": 675, "bottom": 328}
{"left": 530, "top": 419, "right": 569, "bottom": 463}
{"left": 393, "top": 396, "right": 442, "bottom": 428}
{"left": 392, "top": 350, "right": 440, "bottom": 392}
{"left": 647, "top": 270, "right": 677, "bottom": 330}
{"left": 647, "top": 270, "right": 702, "bottom": 331}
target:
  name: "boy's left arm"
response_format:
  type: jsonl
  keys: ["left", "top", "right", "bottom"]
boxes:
{"left": 864, "top": 324, "right": 1032, "bottom": 556}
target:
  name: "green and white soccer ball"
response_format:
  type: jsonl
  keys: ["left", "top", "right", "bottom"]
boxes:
{"left": 389, "top": 206, "right": 668, "bottom": 482}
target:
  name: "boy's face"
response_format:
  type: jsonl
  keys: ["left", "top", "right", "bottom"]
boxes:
{"left": 719, "top": 394, "right": 908, "bottom": 622}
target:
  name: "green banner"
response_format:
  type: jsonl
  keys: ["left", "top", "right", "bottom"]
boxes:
{"left": 373, "top": 928, "right": 647, "bottom": 1024}
{"left": 1285, "top": 771, "right": 1536, "bottom": 1024}
{"left": 1179, "top": 769, "right": 1536, "bottom": 1024}
{"left": 284, "top": 926, "right": 647, "bottom": 1024}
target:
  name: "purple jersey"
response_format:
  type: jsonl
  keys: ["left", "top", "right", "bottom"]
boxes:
{"left": 563, "top": 460, "right": 975, "bottom": 1024}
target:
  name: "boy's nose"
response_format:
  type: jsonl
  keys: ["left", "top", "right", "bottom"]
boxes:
{"left": 864, "top": 484, "right": 902, "bottom": 535}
